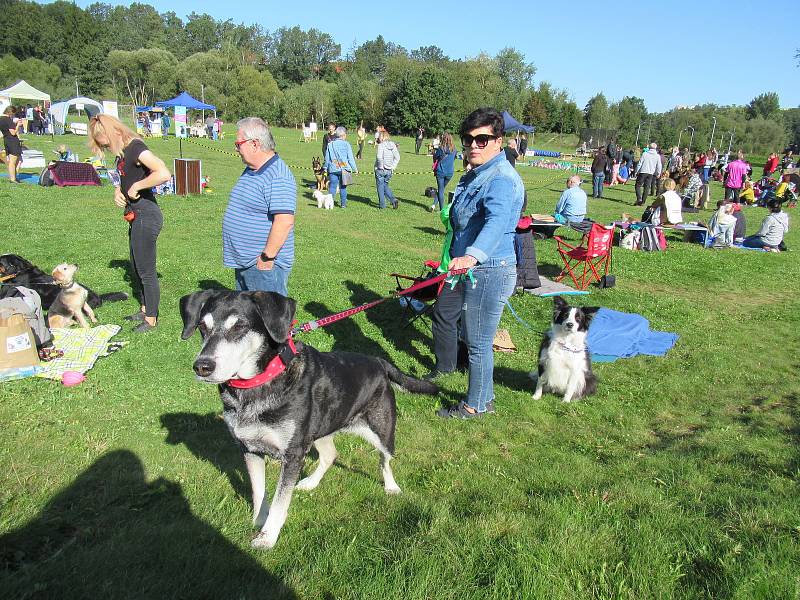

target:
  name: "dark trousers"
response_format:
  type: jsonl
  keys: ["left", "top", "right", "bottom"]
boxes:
{"left": 129, "top": 209, "right": 163, "bottom": 318}
{"left": 356, "top": 141, "right": 364, "bottom": 159}
{"left": 725, "top": 186, "right": 741, "bottom": 202}
{"left": 635, "top": 173, "right": 654, "bottom": 205}
{"left": 430, "top": 280, "right": 463, "bottom": 373}
{"left": 415, "top": 139, "right": 422, "bottom": 154}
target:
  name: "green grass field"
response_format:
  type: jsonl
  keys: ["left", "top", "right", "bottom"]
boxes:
{"left": 1, "top": 126, "right": 799, "bottom": 599}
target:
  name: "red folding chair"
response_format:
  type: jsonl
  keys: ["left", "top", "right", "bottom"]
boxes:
{"left": 554, "top": 223, "right": 614, "bottom": 290}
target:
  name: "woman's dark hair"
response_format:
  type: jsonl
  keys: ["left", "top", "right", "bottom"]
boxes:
{"left": 459, "top": 107, "right": 504, "bottom": 137}
{"left": 767, "top": 198, "right": 783, "bottom": 212}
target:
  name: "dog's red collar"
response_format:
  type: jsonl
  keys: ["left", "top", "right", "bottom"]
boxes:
{"left": 227, "top": 337, "right": 298, "bottom": 389}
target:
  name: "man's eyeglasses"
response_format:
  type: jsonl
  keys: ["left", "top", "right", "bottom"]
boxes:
{"left": 234, "top": 138, "right": 254, "bottom": 150}
{"left": 461, "top": 134, "right": 498, "bottom": 149}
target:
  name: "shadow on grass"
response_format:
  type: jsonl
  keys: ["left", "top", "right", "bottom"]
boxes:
{"left": 304, "top": 300, "right": 389, "bottom": 359}
{"left": 161, "top": 411, "right": 249, "bottom": 499}
{"left": 343, "top": 281, "right": 433, "bottom": 369}
{"left": 197, "top": 279, "right": 230, "bottom": 290}
{"left": 0, "top": 450, "right": 296, "bottom": 599}
{"left": 414, "top": 226, "right": 443, "bottom": 236}
{"left": 108, "top": 259, "right": 162, "bottom": 306}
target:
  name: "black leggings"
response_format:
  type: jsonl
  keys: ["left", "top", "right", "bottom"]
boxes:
{"left": 129, "top": 208, "right": 163, "bottom": 318}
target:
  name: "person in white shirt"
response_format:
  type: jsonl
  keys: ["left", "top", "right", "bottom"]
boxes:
{"left": 710, "top": 200, "right": 737, "bottom": 247}
{"left": 648, "top": 178, "right": 683, "bottom": 225}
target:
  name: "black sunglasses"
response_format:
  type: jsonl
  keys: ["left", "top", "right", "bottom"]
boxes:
{"left": 461, "top": 134, "right": 499, "bottom": 149}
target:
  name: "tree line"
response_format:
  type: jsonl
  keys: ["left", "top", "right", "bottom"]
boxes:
{"left": 0, "top": 0, "right": 796, "bottom": 154}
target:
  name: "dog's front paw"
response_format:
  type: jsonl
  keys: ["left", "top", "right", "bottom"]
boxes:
{"left": 296, "top": 477, "right": 319, "bottom": 491}
{"left": 532, "top": 388, "right": 543, "bottom": 400}
{"left": 384, "top": 483, "right": 402, "bottom": 495}
{"left": 561, "top": 396, "right": 573, "bottom": 403}
{"left": 251, "top": 533, "right": 276, "bottom": 550}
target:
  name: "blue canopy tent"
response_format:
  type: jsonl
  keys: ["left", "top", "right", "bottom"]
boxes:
{"left": 155, "top": 91, "right": 215, "bottom": 111}
{"left": 502, "top": 111, "right": 535, "bottom": 134}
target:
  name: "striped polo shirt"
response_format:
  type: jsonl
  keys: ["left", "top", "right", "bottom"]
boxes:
{"left": 222, "top": 154, "right": 297, "bottom": 270}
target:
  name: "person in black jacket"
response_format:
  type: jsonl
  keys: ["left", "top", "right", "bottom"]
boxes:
{"left": 591, "top": 151, "right": 608, "bottom": 198}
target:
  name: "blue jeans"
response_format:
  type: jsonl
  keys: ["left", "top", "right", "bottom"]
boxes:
{"left": 592, "top": 172, "right": 604, "bottom": 197}
{"left": 702, "top": 166, "right": 710, "bottom": 183}
{"left": 328, "top": 171, "right": 348, "bottom": 207}
{"left": 435, "top": 174, "right": 451, "bottom": 210}
{"left": 375, "top": 168, "right": 397, "bottom": 208}
{"left": 462, "top": 260, "right": 517, "bottom": 412}
{"left": 234, "top": 264, "right": 290, "bottom": 296}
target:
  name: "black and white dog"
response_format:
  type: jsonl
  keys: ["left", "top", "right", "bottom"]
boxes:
{"left": 179, "top": 290, "right": 438, "bottom": 549}
{"left": 532, "top": 296, "right": 599, "bottom": 403}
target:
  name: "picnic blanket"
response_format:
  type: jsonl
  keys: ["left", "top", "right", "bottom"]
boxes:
{"left": 587, "top": 308, "right": 678, "bottom": 361}
{"left": 35, "top": 324, "right": 121, "bottom": 380}
{"left": 521, "top": 276, "right": 590, "bottom": 297}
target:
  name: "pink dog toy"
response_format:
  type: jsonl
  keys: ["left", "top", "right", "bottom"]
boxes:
{"left": 61, "top": 371, "right": 86, "bottom": 387}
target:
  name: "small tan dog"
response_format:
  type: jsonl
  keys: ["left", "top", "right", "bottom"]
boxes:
{"left": 47, "top": 263, "right": 98, "bottom": 328}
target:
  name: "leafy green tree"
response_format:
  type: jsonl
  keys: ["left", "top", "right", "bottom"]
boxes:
{"left": 280, "top": 84, "right": 313, "bottom": 128}
{"left": 612, "top": 96, "right": 648, "bottom": 146}
{"left": 383, "top": 68, "right": 457, "bottom": 134}
{"left": 108, "top": 48, "right": 178, "bottom": 106}
{"left": 266, "top": 26, "right": 340, "bottom": 87}
{"left": 746, "top": 92, "right": 780, "bottom": 121}
{"left": 226, "top": 65, "right": 281, "bottom": 121}
{"left": 410, "top": 45, "right": 447, "bottom": 64}
{"left": 584, "top": 93, "right": 615, "bottom": 129}
{"left": 350, "top": 36, "right": 406, "bottom": 80}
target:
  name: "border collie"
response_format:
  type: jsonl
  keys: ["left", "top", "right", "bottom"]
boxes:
{"left": 532, "top": 296, "right": 599, "bottom": 403}
{"left": 179, "top": 290, "right": 438, "bottom": 549}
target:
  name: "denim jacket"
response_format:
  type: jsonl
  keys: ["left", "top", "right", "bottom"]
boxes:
{"left": 449, "top": 151, "right": 524, "bottom": 265}
{"left": 324, "top": 139, "right": 357, "bottom": 174}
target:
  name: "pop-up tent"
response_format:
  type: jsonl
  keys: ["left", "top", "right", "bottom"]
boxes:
{"left": 502, "top": 111, "right": 535, "bottom": 134}
{"left": 155, "top": 91, "right": 215, "bottom": 110}
{"left": 0, "top": 80, "right": 51, "bottom": 113}
{"left": 0, "top": 80, "right": 51, "bottom": 103}
{"left": 49, "top": 97, "right": 104, "bottom": 135}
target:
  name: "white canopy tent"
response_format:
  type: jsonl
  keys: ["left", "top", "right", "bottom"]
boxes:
{"left": 49, "top": 97, "right": 104, "bottom": 135}
{"left": 0, "top": 80, "right": 51, "bottom": 113}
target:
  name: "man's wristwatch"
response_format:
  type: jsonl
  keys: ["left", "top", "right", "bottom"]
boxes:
{"left": 260, "top": 252, "right": 275, "bottom": 262}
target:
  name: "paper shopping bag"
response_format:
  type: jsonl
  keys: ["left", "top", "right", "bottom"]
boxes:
{"left": 0, "top": 313, "right": 40, "bottom": 369}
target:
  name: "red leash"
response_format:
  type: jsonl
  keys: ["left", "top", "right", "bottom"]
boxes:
{"left": 291, "top": 268, "right": 468, "bottom": 335}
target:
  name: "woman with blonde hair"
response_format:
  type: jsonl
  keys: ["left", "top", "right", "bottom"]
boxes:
{"left": 88, "top": 114, "right": 171, "bottom": 332}
{"left": 432, "top": 132, "right": 456, "bottom": 212}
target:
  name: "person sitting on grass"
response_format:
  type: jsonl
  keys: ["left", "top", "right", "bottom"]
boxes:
{"left": 742, "top": 198, "right": 789, "bottom": 252}
{"left": 739, "top": 177, "right": 756, "bottom": 205}
{"left": 681, "top": 169, "right": 703, "bottom": 210}
{"left": 612, "top": 162, "right": 629, "bottom": 185}
{"left": 709, "top": 200, "right": 737, "bottom": 247}
{"left": 553, "top": 175, "right": 587, "bottom": 225}
{"left": 648, "top": 178, "right": 683, "bottom": 225}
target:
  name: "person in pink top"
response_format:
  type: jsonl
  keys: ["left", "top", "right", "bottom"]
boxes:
{"left": 724, "top": 151, "right": 750, "bottom": 202}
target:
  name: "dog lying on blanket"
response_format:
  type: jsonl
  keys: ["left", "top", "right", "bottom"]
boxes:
{"left": 0, "top": 254, "right": 127, "bottom": 310}
{"left": 179, "top": 289, "right": 438, "bottom": 549}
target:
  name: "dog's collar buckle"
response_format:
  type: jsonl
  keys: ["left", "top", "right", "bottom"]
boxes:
{"left": 227, "top": 337, "right": 298, "bottom": 389}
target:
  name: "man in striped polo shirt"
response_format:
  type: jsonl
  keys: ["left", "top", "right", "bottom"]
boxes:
{"left": 223, "top": 117, "right": 297, "bottom": 296}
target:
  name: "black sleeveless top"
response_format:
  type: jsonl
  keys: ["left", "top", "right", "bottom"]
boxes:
{"left": 117, "top": 139, "right": 158, "bottom": 208}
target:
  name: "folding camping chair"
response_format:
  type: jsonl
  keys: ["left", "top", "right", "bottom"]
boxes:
{"left": 390, "top": 260, "right": 443, "bottom": 328}
{"left": 554, "top": 223, "right": 614, "bottom": 290}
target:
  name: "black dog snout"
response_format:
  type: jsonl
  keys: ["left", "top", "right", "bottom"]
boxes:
{"left": 564, "top": 322, "right": 574, "bottom": 330}
{"left": 194, "top": 357, "right": 216, "bottom": 377}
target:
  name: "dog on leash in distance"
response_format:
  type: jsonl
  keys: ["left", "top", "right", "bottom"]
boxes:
{"left": 312, "top": 156, "right": 328, "bottom": 191}
{"left": 179, "top": 289, "right": 439, "bottom": 549}
{"left": 47, "top": 263, "right": 98, "bottom": 328}
{"left": 532, "top": 296, "right": 599, "bottom": 403}
{"left": 313, "top": 188, "right": 334, "bottom": 209}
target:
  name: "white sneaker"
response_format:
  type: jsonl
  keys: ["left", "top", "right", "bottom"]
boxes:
{"left": 429, "top": 205, "right": 435, "bottom": 212}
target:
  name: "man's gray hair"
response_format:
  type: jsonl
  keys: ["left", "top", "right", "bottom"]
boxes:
{"left": 335, "top": 126, "right": 347, "bottom": 139}
{"left": 237, "top": 117, "right": 275, "bottom": 151}
{"left": 567, "top": 174, "right": 582, "bottom": 188}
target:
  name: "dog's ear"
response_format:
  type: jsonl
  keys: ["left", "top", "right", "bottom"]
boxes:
{"left": 249, "top": 291, "right": 296, "bottom": 343}
{"left": 581, "top": 306, "right": 601, "bottom": 325}
{"left": 179, "top": 290, "right": 219, "bottom": 340}
{"left": 553, "top": 295, "right": 568, "bottom": 317}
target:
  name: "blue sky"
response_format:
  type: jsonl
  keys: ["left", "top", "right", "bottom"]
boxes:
{"left": 70, "top": 0, "right": 799, "bottom": 113}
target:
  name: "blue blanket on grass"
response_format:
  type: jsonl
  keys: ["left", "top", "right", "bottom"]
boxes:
{"left": 587, "top": 308, "right": 678, "bottom": 361}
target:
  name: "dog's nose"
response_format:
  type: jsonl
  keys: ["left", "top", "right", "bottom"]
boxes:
{"left": 564, "top": 322, "right": 574, "bottom": 330}
{"left": 193, "top": 357, "right": 216, "bottom": 377}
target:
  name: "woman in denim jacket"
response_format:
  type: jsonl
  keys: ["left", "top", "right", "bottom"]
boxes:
{"left": 433, "top": 108, "right": 524, "bottom": 419}
{"left": 324, "top": 126, "right": 358, "bottom": 208}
